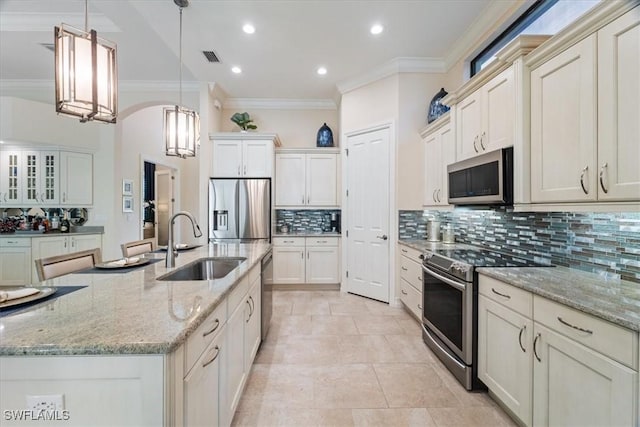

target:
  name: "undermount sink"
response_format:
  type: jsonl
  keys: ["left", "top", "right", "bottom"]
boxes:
{"left": 157, "top": 257, "right": 246, "bottom": 281}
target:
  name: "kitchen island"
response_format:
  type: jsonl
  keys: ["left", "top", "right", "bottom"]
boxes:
{"left": 0, "top": 241, "right": 271, "bottom": 426}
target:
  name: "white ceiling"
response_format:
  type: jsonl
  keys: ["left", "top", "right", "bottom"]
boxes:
{"left": 0, "top": 0, "right": 517, "bottom": 101}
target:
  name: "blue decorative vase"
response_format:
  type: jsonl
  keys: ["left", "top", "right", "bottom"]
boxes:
{"left": 316, "top": 123, "right": 334, "bottom": 147}
{"left": 427, "top": 88, "right": 450, "bottom": 124}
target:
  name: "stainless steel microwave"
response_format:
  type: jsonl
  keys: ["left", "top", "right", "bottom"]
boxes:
{"left": 447, "top": 147, "right": 513, "bottom": 205}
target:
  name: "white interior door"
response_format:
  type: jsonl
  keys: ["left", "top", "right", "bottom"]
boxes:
{"left": 345, "top": 127, "right": 390, "bottom": 302}
{"left": 155, "top": 169, "right": 174, "bottom": 246}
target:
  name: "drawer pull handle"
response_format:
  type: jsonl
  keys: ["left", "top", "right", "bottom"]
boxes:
{"left": 533, "top": 333, "right": 541, "bottom": 362}
{"left": 518, "top": 325, "right": 526, "bottom": 353}
{"left": 491, "top": 288, "right": 511, "bottom": 299}
{"left": 401, "top": 290, "right": 408, "bottom": 295}
{"left": 202, "top": 319, "right": 220, "bottom": 337}
{"left": 557, "top": 317, "right": 592, "bottom": 335}
{"left": 401, "top": 267, "right": 408, "bottom": 271}
{"left": 418, "top": 304, "right": 422, "bottom": 310}
{"left": 202, "top": 345, "right": 220, "bottom": 368}
{"left": 417, "top": 276, "right": 422, "bottom": 282}
{"left": 401, "top": 249, "right": 408, "bottom": 253}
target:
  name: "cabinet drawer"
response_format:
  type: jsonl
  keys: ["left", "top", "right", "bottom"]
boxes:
{"left": 398, "top": 244, "right": 423, "bottom": 263}
{"left": 0, "top": 237, "right": 31, "bottom": 248}
{"left": 479, "top": 275, "right": 532, "bottom": 318}
{"left": 273, "top": 237, "right": 305, "bottom": 247}
{"left": 305, "top": 237, "right": 338, "bottom": 247}
{"left": 400, "top": 278, "right": 422, "bottom": 320}
{"left": 185, "top": 302, "right": 227, "bottom": 375}
{"left": 400, "top": 256, "right": 422, "bottom": 291}
{"left": 227, "top": 275, "right": 250, "bottom": 313}
{"left": 534, "top": 295, "right": 638, "bottom": 369}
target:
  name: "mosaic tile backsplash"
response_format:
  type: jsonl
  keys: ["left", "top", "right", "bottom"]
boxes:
{"left": 276, "top": 210, "right": 341, "bottom": 233}
{"left": 399, "top": 209, "right": 640, "bottom": 283}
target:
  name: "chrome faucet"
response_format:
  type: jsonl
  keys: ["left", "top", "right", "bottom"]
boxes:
{"left": 166, "top": 211, "right": 203, "bottom": 268}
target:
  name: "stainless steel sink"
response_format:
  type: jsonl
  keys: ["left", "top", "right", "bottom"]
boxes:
{"left": 157, "top": 257, "right": 246, "bottom": 281}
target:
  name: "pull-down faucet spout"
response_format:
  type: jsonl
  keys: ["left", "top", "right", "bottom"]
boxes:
{"left": 166, "top": 211, "right": 203, "bottom": 268}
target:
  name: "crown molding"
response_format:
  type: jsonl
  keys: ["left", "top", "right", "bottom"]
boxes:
{"left": 0, "top": 12, "right": 121, "bottom": 32}
{"left": 223, "top": 98, "right": 337, "bottom": 110}
{"left": 0, "top": 79, "right": 200, "bottom": 92}
{"left": 337, "top": 57, "right": 445, "bottom": 95}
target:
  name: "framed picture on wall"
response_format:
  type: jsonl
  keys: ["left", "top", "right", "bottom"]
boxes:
{"left": 123, "top": 196, "right": 134, "bottom": 213}
{"left": 122, "top": 179, "right": 133, "bottom": 196}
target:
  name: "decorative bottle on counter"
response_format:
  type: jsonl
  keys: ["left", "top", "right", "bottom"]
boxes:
{"left": 60, "top": 212, "right": 70, "bottom": 233}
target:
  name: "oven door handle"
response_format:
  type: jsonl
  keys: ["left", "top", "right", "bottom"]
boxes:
{"left": 422, "top": 265, "right": 467, "bottom": 291}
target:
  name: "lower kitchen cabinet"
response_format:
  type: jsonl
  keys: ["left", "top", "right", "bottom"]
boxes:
{"left": 31, "top": 234, "right": 102, "bottom": 282}
{"left": 245, "top": 277, "right": 261, "bottom": 371}
{"left": 398, "top": 244, "right": 423, "bottom": 320}
{"left": 273, "top": 236, "right": 340, "bottom": 285}
{"left": 478, "top": 274, "right": 638, "bottom": 427}
{"left": 0, "top": 238, "right": 31, "bottom": 286}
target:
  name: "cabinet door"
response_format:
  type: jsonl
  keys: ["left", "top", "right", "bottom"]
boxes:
{"left": 184, "top": 328, "right": 224, "bottom": 427}
{"left": 272, "top": 246, "right": 305, "bottom": 284}
{"left": 439, "top": 124, "right": 454, "bottom": 205}
{"left": 245, "top": 279, "right": 261, "bottom": 371}
{"left": 275, "top": 153, "right": 305, "bottom": 206}
{"left": 478, "top": 295, "right": 533, "bottom": 426}
{"left": 21, "top": 151, "right": 41, "bottom": 205}
{"left": 306, "top": 246, "right": 339, "bottom": 283}
{"left": 22, "top": 151, "right": 59, "bottom": 205}
{"left": 60, "top": 151, "right": 93, "bottom": 205}
{"left": 0, "top": 246, "right": 32, "bottom": 286}
{"left": 212, "top": 140, "right": 242, "bottom": 177}
{"left": 456, "top": 90, "right": 483, "bottom": 161}
{"left": 482, "top": 66, "right": 514, "bottom": 152}
{"left": 423, "top": 133, "right": 442, "bottom": 206}
{"left": 530, "top": 35, "right": 597, "bottom": 203}
{"left": 0, "top": 151, "right": 22, "bottom": 205}
{"left": 224, "top": 299, "right": 246, "bottom": 425}
{"left": 399, "top": 278, "right": 422, "bottom": 320}
{"left": 306, "top": 153, "right": 337, "bottom": 206}
{"left": 532, "top": 323, "right": 637, "bottom": 427}
{"left": 243, "top": 140, "right": 273, "bottom": 177}
{"left": 597, "top": 8, "right": 640, "bottom": 201}
{"left": 70, "top": 234, "right": 102, "bottom": 253}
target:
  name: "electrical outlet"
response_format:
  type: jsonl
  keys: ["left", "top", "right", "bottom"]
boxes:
{"left": 26, "top": 394, "right": 64, "bottom": 411}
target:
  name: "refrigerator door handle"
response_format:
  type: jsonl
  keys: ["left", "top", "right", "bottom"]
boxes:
{"left": 236, "top": 181, "right": 241, "bottom": 238}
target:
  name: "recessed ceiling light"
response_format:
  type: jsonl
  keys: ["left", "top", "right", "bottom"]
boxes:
{"left": 370, "top": 24, "right": 384, "bottom": 35}
{"left": 242, "top": 24, "right": 255, "bottom": 34}
{"left": 317, "top": 67, "right": 327, "bottom": 76}
{"left": 231, "top": 66, "right": 242, "bottom": 74}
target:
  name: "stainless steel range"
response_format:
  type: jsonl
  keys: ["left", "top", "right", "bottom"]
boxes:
{"left": 421, "top": 246, "right": 550, "bottom": 390}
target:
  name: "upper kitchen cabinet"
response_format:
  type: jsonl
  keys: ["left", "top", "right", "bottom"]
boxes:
{"left": 0, "top": 151, "right": 22, "bottom": 205}
{"left": 21, "top": 151, "right": 59, "bottom": 206}
{"left": 60, "top": 151, "right": 93, "bottom": 205}
{"left": 275, "top": 148, "right": 339, "bottom": 208}
{"left": 420, "top": 114, "right": 454, "bottom": 207}
{"left": 528, "top": 4, "right": 639, "bottom": 205}
{"left": 443, "top": 35, "right": 550, "bottom": 204}
{"left": 209, "top": 133, "right": 281, "bottom": 178}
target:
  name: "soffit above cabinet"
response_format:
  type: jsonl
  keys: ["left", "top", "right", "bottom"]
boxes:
{"left": 208, "top": 132, "right": 281, "bottom": 147}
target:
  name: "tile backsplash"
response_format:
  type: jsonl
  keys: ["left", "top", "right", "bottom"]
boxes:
{"left": 399, "top": 208, "right": 640, "bottom": 283}
{"left": 276, "top": 210, "right": 340, "bottom": 233}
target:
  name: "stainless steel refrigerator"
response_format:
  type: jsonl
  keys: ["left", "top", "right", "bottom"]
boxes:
{"left": 208, "top": 178, "right": 271, "bottom": 241}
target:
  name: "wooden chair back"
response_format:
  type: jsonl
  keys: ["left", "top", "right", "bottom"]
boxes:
{"left": 121, "top": 238, "right": 157, "bottom": 257}
{"left": 34, "top": 248, "right": 102, "bottom": 281}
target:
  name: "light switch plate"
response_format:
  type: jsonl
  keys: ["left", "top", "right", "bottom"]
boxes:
{"left": 26, "top": 394, "right": 64, "bottom": 411}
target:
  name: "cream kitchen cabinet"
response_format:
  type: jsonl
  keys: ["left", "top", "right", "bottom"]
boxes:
{"left": 275, "top": 149, "right": 339, "bottom": 207}
{"left": 420, "top": 115, "right": 453, "bottom": 207}
{"left": 210, "top": 133, "right": 280, "bottom": 178}
{"left": 398, "top": 244, "right": 423, "bottom": 320}
{"left": 0, "top": 237, "right": 32, "bottom": 286}
{"left": 529, "top": 7, "right": 640, "bottom": 204}
{"left": 455, "top": 66, "right": 514, "bottom": 161}
{"left": 478, "top": 274, "right": 639, "bottom": 427}
{"left": 21, "top": 151, "right": 59, "bottom": 205}
{"left": 31, "top": 234, "right": 102, "bottom": 282}
{"left": 273, "top": 236, "right": 340, "bottom": 284}
{"left": 0, "top": 151, "right": 21, "bottom": 205}
{"left": 60, "top": 151, "right": 93, "bottom": 205}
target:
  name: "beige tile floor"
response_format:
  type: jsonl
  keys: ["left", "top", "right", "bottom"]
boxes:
{"left": 232, "top": 290, "right": 518, "bottom": 427}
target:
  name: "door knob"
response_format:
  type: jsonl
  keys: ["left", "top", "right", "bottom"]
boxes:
{"left": 376, "top": 235, "right": 388, "bottom": 240}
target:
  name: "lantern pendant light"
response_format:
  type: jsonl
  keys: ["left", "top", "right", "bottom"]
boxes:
{"left": 54, "top": 0, "right": 118, "bottom": 123}
{"left": 164, "top": 0, "right": 200, "bottom": 159}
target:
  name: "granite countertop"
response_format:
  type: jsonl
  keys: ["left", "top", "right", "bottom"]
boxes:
{"left": 273, "top": 231, "right": 342, "bottom": 237}
{"left": 478, "top": 266, "right": 640, "bottom": 332}
{"left": 0, "top": 241, "right": 271, "bottom": 356}
{"left": 0, "top": 226, "right": 105, "bottom": 237}
{"left": 399, "top": 239, "right": 640, "bottom": 332}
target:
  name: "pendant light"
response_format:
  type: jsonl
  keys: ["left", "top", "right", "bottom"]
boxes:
{"left": 164, "top": 0, "right": 200, "bottom": 159}
{"left": 54, "top": 0, "right": 117, "bottom": 123}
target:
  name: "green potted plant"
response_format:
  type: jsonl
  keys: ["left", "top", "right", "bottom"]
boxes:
{"left": 230, "top": 112, "right": 257, "bottom": 131}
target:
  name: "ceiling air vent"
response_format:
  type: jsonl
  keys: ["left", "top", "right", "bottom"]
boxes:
{"left": 202, "top": 50, "right": 220, "bottom": 63}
